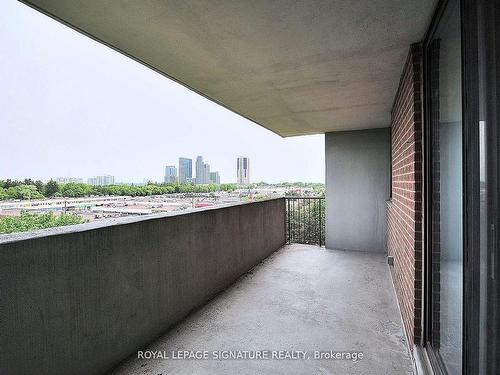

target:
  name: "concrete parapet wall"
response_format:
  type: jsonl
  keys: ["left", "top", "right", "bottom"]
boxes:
{"left": 0, "top": 199, "right": 286, "bottom": 375}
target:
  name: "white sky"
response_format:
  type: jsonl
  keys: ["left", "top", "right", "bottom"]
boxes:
{"left": 0, "top": 1, "right": 325, "bottom": 184}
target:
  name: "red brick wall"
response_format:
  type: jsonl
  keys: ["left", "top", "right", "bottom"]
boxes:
{"left": 386, "top": 43, "right": 423, "bottom": 350}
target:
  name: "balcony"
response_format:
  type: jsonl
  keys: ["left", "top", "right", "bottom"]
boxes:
{"left": 111, "top": 243, "right": 412, "bottom": 374}
{"left": 0, "top": 199, "right": 411, "bottom": 375}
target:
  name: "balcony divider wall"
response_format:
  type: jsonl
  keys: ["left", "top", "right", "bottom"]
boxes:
{"left": 325, "top": 128, "right": 390, "bottom": 253}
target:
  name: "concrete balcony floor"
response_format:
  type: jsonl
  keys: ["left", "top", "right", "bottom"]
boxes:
{"left": 110, "top": 245, "right": 413, "bottom": 375}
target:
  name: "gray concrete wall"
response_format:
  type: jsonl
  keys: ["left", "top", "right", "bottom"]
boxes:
{"left": 325, "top": 128, "right": 390, "bottom": 252}
{"left": 0, "top": 199, "right": 286, "bottom": 375}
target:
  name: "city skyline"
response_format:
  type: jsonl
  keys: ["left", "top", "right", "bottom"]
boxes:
{"left": 0, "top": 2, "right": 325, "bottom": 184}
{"left": 30, "top": 153, "right": 278, "bottom": 185}
{"left": 172, "top": 155, "right": 223, "bottom": 185}
{"left": 16, "top": 155, "right": 245, "bottom": 185}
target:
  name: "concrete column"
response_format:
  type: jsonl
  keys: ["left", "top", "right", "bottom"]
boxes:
{"left": 325, "top": 128, "right": 390, "bottom": 252}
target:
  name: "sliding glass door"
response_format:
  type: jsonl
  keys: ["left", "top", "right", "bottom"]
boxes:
{"left": 424, "top": 0, "right": 500, "bottom": 374}
{"left": 426, "top": 0, "right": 463, "bottom": 373}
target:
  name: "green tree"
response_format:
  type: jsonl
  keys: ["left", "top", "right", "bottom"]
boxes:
{"left": 6, "top": 185, "right": 44, "bottom": 200}
{"left": 0, "top": 211, "right": 85, "bottom": 234}
{"left": 34, "top": 180, "right": 44, "bottom": 193}
{"left": 45, "top": 179, "right": 59, "bottom": 197}
{"left": 3, "top": 179, "right": 22, "bottom": 188}
{"left": 60, "top": 183, "right": 94, "bottom": 197}
{"left": 0, "top": 187, "right": 8, "bottom": 200}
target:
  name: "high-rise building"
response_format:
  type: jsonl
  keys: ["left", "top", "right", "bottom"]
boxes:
{"left": 203, "top": 163, "right": 210, "bottom": 184}
{"left": 164, "top": 165, "right": 177, "bottom": 183}
{"left": 178, "top": 157, "right": 192, "bottom": 183}
{"left": 210, "top": 171, "right": 220, "bottom": 184}
{"left": 195, "top": 156, "right": 221, "bottom": 184}
{"left": 237, "top": 156, "right": 250, "bottom": 185}
{"left": 195, "top": 156, "right": 204, "bottom": 184}
{"left": 87, "top": 175, "right": 115, "bottom": 186}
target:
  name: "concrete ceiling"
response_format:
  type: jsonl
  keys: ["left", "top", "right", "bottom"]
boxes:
{"left": 22, "top": 0, "right": 437, "bottom": 137}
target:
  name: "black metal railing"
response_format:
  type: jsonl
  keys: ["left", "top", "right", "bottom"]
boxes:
{"left": 285, "top": 197, "right": 325, "bottom": 246}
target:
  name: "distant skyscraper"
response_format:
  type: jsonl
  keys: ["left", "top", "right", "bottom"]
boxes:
{"left": 178, "top": 157, "right": 192, "bottom": 183}
{"left": 210, "top": 171, "right": 220, "bottom": 184}
{"left": 237, "top": 156, "right": 250, "bottom": 185}
{"left": 195, "top": 156, "right": 204, "bottom": 184}
{"left": 203, "top": 163, "right": 210, "bottom": 184}
{"left": 164, "top": 165, "right": 177, "bottom": 183}
{"left": 88, "top": 175, "right": 115, "bottom": 186}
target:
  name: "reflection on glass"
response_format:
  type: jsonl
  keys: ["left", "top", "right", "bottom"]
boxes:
{"left": 479, "top": 119, "right": 488, "bottom": 375}
{"left": 478, "top": 0, "right": 492, "bottom": 372}
{"left": 429, "top": 0, "right": 462, "bottom": 373}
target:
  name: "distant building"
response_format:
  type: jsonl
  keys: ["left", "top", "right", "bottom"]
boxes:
{"left": 195, "top": 156, "right": 204, "bottom": 184}
{"left": 164, "top": 165, "right": 177, "bottom": 183}
{"left": 56, "top": 177, "right": 83, "bottom": 184}
{"left": 194, "top": 156, "right": 221, "bottom": 184}
{"left": 210, "top": 171, "right": 220, "bottom": 184}
{"left": 88, "top": 175, "right": 115, "bottom": 186}
{"left": 178, "top": 157, "right": 192, "bottom": 183}
{"left": 237, "top": 156, "right": 250, "bottom": 185}
{"left": 203, "top": 163, "right": 211, "bottom": 185}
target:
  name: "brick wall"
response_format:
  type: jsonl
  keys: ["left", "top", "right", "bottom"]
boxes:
{"left": 386, "top": 43, "right": 423, "bottom": 350}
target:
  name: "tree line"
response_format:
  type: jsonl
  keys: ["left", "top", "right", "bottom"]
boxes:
{"left": 0, "top": 179, "right": 238, "bottom": 200}
{"left": 0, "top": 211, "right": 85, "bottom": 234}
{"left": 0, "top": 179, "right": 325, "bottom": 201}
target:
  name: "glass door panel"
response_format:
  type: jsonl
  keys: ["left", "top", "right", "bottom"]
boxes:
{"left": 428, "top": 0, "right": 463, "bottom": 373}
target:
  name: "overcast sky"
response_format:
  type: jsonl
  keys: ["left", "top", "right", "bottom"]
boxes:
{"left": 0, "top": 1, "right": 324, "bottom": 184}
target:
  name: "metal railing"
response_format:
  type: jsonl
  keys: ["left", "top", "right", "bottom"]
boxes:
{"left": 285, "top": 197, "right": 325, "bottom": 246}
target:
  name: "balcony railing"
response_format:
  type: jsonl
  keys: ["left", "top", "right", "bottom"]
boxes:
{"left": 285, "top": 197, "right": 325, "bottom": 246}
